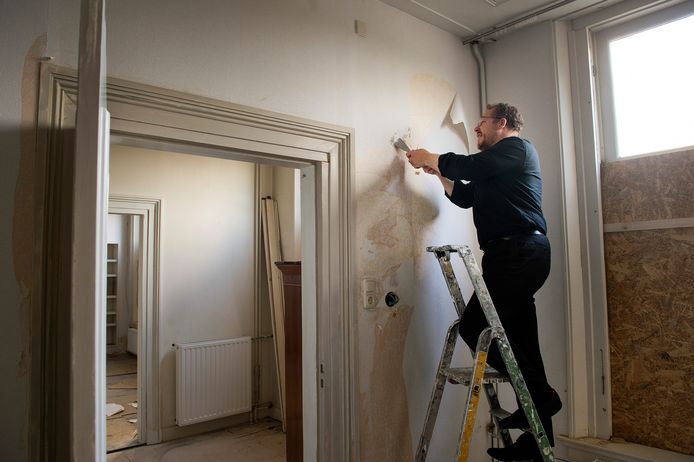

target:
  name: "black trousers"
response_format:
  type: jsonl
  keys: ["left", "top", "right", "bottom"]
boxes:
{"left": 459, "top": 234, "right": 555, "bottom": 442}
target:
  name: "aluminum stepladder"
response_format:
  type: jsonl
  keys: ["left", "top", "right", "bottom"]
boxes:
{"left": 416, "top": 245, "right": 554, "bottom": 462}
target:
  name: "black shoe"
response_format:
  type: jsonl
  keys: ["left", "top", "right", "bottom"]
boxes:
{"left": 498, "top": 389, "right": 562, "bottom": 431}
{"left": 487, "top": 432, "right": 542, "bottom": 461}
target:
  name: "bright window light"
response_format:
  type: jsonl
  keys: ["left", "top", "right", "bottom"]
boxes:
{"left": 609, "top": 13, "right": 694, "bottom": 158}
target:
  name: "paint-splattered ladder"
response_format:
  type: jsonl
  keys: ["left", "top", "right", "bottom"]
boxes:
{"left": 415, "top": 245, "right": 554, "bottom": 462}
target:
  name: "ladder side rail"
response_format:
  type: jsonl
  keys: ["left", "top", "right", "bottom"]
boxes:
{"left": 455, "top": 327, "right": 493, "bottom": 462}
{"left": 456, "top": 245, "right": 555, "bottom": 462}
{"left": 494, "top": 336, "right": 554, "bottom": 461}
{"left": 416, "top": 320, "right": 461, "bottom": 462}
{"left": 431, "top": 249, "right": 467, "bottom": 318}
{"left": 454, "top": 246, "right": 504, "bottom": 330}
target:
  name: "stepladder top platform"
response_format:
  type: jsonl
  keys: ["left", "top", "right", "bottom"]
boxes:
{"left": 426, "top": 244, "right": 473, "bottom": 255}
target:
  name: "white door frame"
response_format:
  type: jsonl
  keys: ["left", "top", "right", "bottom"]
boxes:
{"left": 36, "top": 65, "right": 356, "bottom": 461}
{"left": 73, "top": 0, "right": 108, "bottom": 459}
{"left": 108, "top": 196, "right": 162, "bottom": 445}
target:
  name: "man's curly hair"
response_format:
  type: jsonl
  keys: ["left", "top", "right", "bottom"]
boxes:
{"left": 487, "top": 103, "right": 523, "bottom": 132}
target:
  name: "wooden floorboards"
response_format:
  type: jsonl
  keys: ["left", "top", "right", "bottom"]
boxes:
{"left": 107, "top": 418, "right": 285, "bottom": 461}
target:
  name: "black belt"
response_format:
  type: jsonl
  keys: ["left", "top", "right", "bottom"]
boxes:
{"left": 483, "top": 230, "right": 543, "bottom": 250}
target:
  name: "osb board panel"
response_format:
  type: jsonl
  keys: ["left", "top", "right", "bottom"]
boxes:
{"left": 604, "top": 228, "right": 694, "bottom": 455}
{"left": 601, "top": 149, "right": 694, "bottom": 223}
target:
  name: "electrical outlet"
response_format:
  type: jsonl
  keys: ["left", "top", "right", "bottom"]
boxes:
{"left": 362, "top": 278, "right": 379, "bottom": 310}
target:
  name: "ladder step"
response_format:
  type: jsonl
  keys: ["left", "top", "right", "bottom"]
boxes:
{"left": 445, "top": 367, "right": 510, "bottom": 385}
{"left": 489, "top": 408, "right": 512, "bottom": 420}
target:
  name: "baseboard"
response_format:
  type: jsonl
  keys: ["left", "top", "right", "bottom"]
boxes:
{"left": 161, "top": 412, "right": 251, "bottom": 442}
{"left": 557, "top": 435, "right": 694, "bottom": 462}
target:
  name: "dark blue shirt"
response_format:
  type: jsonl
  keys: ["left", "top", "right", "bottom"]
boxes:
{"left": 437, "top": 136, "right": 547, "bottom": 249}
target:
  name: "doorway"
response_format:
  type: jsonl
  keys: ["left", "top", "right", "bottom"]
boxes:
{"left": 103, "top": 196, "right": 160, "bottom": 452}
{"left": 104, "top": 145, "right": 309, "bottom": 460}
{"left": 105, "top": 212, "right": 141, "bottom": 451}
{"left": 37, "top": 66, "right": 354, "bottom": 461}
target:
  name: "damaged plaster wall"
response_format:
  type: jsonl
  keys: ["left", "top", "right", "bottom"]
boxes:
{"left": 5, "top": 0, "right": 485, "bottom": 459}
{"left": 481, "top": 20, "right": 571, "bottom": 437}
{"left": 0, "top": 0, "right": 48, "bottom": 459}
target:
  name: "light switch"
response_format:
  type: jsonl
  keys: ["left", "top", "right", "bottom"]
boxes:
{"left": 362, "top": 278, "right": 379, "bottom": 310}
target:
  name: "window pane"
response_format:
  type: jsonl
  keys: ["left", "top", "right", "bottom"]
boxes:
{"left": 609, "top": 13, "right": 694, "bottom": 158}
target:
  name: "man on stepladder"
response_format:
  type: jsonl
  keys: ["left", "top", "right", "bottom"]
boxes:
{"left": 405, "top": 103, "right": 562, "bottom": 461}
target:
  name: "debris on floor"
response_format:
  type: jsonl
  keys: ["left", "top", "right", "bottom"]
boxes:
{"left": 129, "top": 402, "right": 138, "bottom": 408}
{"left": 106, "top": 403, "right": 125, "bottom": 417}
{"left": 128, "top": 418, "right": 137, "bottom": 424}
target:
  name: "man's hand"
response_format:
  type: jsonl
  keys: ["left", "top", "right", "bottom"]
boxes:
{"left": 406, "top": 149, "right": 440, "bottom": 174}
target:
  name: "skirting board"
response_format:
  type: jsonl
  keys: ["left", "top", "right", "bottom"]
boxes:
{"left": 557, "top": 435, "right": 694, "bottom": 462}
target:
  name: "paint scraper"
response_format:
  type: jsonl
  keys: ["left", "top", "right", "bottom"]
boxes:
{"left": 393, "top": 138, "right": 411, "bottom": 152}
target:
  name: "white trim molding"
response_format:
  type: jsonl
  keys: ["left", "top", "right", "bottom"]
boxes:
{"left": 603, "top": 217, "right": 694, "bottom": 233}
{"left": 558, "top": 435, "right": 694, "bottom": 462}
{"left": 108, "top": 196, "right": 162, "bottom": 445}
{"left": 36, "top": 64, "right": 356, "bottom": 461}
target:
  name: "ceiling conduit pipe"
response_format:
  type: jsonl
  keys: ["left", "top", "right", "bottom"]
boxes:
{"left": 471, "top": 41, "right": 487, "bottom": 115}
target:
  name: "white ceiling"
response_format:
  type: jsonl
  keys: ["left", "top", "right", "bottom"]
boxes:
{"left": 380, "top": 0, "right": 624, "bottom": 42}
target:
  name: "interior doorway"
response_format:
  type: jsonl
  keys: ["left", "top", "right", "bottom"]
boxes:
{"left": 103, "top": 143, "right": 313, "bottom": 461}
{"left": 105, "top": 212, "right": 142, "bottom": 451}
{"left": 37, "top": 67, "right": 354, "bottom": 461}
{"left": 104, "top": 196, "right": 161, "bottom": 452}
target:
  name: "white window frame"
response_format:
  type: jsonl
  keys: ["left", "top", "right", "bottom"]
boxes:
{"left": 564, "top": 0, "right": 694, "bottom": 460}
{"left": 594, "top": 1, "right": 694, "bottom": 162}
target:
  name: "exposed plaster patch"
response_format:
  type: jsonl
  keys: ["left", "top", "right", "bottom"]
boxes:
{"left": 365, "top": 209, "right": 398, "bottom": 248}
{"left": 13, "top": 34, "right": 47, "bottom": 379}
{"left": 356, "top": 74, "right": 474, "bottom": 460}
{"left": 383, "top": 263, "right": 401, "bottom": 287}
{"left": 360, "top": 303, "right": 415, "bottom": 461}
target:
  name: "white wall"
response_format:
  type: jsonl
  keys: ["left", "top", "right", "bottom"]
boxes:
{"left": 109, "top": 145, "right": 257, "bottom": 433}
{"left": 4, "top": 0, "right": 489, "bottom": 459}
{"left": 482, "top": 20, "right": 570, "bottom": 437}
{"left": 0, "top": 0, "right": 48, "bottom": 459}
{"left": 273, "top": 167, "right": 301, "bottom": 262}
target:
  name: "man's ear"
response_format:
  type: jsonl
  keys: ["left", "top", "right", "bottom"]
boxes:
{"left": 497, "top": 117, "right": 508, "bottom": 129}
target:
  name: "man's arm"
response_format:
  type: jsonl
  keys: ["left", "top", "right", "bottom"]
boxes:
{"left": 416, "top": 154, "right": 474, "bottom": 209}
{"left": 407, "top": 149, "right": 440, "bottom": 173}
{"left": 426, "top": 168, "right": 454, "bottom": 196}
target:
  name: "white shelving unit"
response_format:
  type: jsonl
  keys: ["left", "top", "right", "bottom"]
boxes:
{"left": 106, "top": 243, "right": 118, "bottom": 348}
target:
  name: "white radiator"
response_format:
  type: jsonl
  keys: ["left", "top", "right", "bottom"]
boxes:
{"left": 175, "top": 337, "right": 252, "bottom": 426}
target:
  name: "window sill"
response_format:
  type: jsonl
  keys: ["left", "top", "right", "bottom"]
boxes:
{"left": 557, "top": 435, "right": 694, "bottom": 462}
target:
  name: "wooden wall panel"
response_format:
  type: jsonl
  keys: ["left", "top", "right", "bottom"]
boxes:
{"left": 601, "top": 149, "right": 694, "bottom": 223}
{"left": 604, "top": 229, "right": 694, "bottom": 454}
{"left": 602, "top": 149, "right": 694, "bottom": 455}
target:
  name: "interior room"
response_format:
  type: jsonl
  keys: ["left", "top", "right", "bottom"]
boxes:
{"left": 103, "top": 145, "right": 303, "bottom": 460}
{"left": 2, "top": 0, "right": 693, "bottom": 461}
